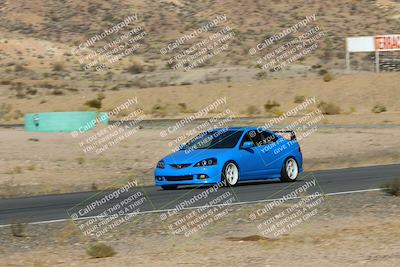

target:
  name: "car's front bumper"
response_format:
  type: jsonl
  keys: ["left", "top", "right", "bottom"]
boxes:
{"left": 154, "top": 165, "right": 222, "bottom": 186}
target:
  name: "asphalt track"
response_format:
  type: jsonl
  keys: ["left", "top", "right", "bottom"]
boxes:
{"left": 0, "top": 164, "right": 399, "bottom": 226}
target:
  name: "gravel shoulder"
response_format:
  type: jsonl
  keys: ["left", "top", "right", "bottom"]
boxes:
{"left": 0, "top": 191, "right": 399, "bottom": 266}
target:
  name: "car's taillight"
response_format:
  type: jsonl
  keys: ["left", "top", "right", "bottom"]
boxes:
{"left": 298, "top": 146, "right": 302, "bottom": 153}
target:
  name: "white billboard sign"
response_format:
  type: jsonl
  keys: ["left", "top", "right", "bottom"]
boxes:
{"left": 346, "top": 36, "right": 375, "bottom": 52}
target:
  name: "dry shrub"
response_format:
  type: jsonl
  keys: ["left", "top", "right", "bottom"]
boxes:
{"left": 127, "top": 59, "right": 145, "bottom": 74}
{"left": 84, "top": 99, "right": 102, "bottom": 109}
{"left": 323, "top": 73, "right": 333, "bottom": 82}
{"left": 264, "top": 100, "right": 280, "bottom": 112}
{"left": 372, "top": 104, "right": 386, "bottom": 113}
{"left": 246, "top": 105, "right": 261, "bottom": 116}
{"left": 294, "top": 95, "right": 306, "bottom": 103}
{"left": 84, "top": 93, "right": 106, "bottom": 109}
{"left": 11, "top": 219, "right": 27, "bottom": 237}
{"left": 254, "top": 71, "right": 267, "bottom": 80}
{"left": 151, "top": 103, "right": 168, "bottom": 117}
{"left": 52, "top": 62, "right": 64, "bottom": 72}
{"left": 382, "top": 179, "right": 400, "bottom": 196}
{"left": 318, "top": 101, "right": 340, "bottom": 115}
{"left": 86, "top": 242, "right": 116, "bottom": 258}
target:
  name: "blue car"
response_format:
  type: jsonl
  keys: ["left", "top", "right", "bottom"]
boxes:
{"left": 154, "top": 127, "right": 303, "bottom": 190}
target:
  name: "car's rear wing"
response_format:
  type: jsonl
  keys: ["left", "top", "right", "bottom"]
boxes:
{"left": 274, "top": 130, "right": 297, "bottom": 141}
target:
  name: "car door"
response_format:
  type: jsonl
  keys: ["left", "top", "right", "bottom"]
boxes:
{"left": 235, "top": 130, "right": 269, "bottom": 179}
{"left": 257, "top": 131, "right": 286, "bottom": 176}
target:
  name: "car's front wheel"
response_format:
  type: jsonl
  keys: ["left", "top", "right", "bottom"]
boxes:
{"left": 222, "top": 162, "right": 239, "bottom": 186}
{"left": 280, "top": 158, "right": 299, "bottom": 182}
{"left": 161, "top": 185, "right": 178, "bottom": 190}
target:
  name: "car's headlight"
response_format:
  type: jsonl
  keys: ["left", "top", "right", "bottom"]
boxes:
{"left": 194, "top": 158, "right": 217, "bottom": 167}
{"left": 156, "top": 160, "right": 165, "bottom": 169}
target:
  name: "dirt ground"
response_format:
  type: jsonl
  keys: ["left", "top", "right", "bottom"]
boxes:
{"left": 0, "top": 119, "right": 399, "bottom": 197}
{"left": 2, "top": 72, "right": 400, "bottom": 123}
{"left": 0, "top": 191, "right": 399, "bottom": 266}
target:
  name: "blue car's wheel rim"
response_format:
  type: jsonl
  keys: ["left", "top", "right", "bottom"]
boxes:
{"left": 286, "top": 158, "right": 298, "bottom": 180}
{"left": 225, "top": 163, "right": 239, "bottom": 185}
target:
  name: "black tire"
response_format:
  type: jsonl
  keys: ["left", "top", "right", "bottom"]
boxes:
{"left": 222, "top": 161, "right": 240, "bottom": 186}
{"left": 161, "top": 185, "right": 178, "bottom": 190}
{"left": 280, "top": 157, "right": 299, "bottom": 182}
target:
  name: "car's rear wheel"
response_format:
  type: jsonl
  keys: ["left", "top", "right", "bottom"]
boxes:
{"left": 222, "top": 162, "right": 239, "bottom": 186}
{"left": 280, "top": 158, "right": 299, "bottom": 182}
{"left": 161, "top": 185, "right": 178, "bottom": 190}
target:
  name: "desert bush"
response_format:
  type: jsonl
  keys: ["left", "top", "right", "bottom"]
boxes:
{"left": 14, "top": 64, "right": 26, "bottom": 72}
{"left": 1, "top": 80, "right": 12, "bottom": 85}
{"left": 97, "top": 93, "right": 106, "bottom": 101}
{"left": 52, "top": 63, "right": 64, "bottom": 72}
{"left": 0, "top": 103, "right": 12, "bottom": 120}
{"left": 51, "top": 89, "right": 64, "bottom": 95}
{"left": 84, "top": 93, "right": 105, "bottom": 109}
{"left": 128, "top": 78, "right": 152, "bottom": 88}
{"left": 151, "top": 103, "right": 168, "bottom": 117}
{"left": 323, "top": 73, "right": 333, "bottom": 82}
{"left": 382, "top": 178, "right": 400, "bottom": 196}
{"left": 16, "top": 89, "right": 26, "bottom": 99}
{"left": 246, "top": 105, "right": 261, "bottom": 115}
{"left": 66, "top": 88, "right": 78, "bottom": 92}
{"left": 127, "top": 62, "right": 144, "bottom": 74}
{"left": 86, "top": 242, "right": 116, "bottom": 258}
{"left": 177, "top": 103, "right": 189, "bottom": 113}
{"left": 13, "top": 166, "right": 23, "bottom": 174}
{"left": 294, "top": 95, "right": 306, "bottom": 103}
{"left": 318, "top": 101, "right": 341, "bottom": 115}
{"left": 38, "top": 82, "right": 54, "bottom": 89}
{"left": 85, "top": 99, "right": 102, "bottom": 109}
{"left": 318, "top": 69, "right": 328, "bottom": 76}
{"left": 254, "top": 71, "right": 267, "bottom": 80}
{"left": 13, "top": 110, "right": 23, "bottom": 120}
{"left": 264, "top": 100, "right": 280, "bottom": 112}
{"left": 26, "top": 88, "right": 37, "bottom": 95}
{"left": 77, "top": 157, "right": 85, "bottom": 165}
{"left": 26, "top": 165, "right": 35, "bottom": 171}
{"left": 91, "top": 183, "right": 98, "bottom": 191}
{"left": 372, "top": 104, "right": 386, "bottom": 113}
{"left": 11, "top": 219, "right": 27, "bottom": 237}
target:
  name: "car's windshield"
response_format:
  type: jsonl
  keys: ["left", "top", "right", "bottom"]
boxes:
{"left": 182, "top": 130, "right": 243, "bottom": 150}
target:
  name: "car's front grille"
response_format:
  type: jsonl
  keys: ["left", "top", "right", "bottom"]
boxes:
{"left": 169, "top": 164, "right": 191, "bottom": 169}
{"left": 164, "top": 175, "right": 193, "bottom": 181}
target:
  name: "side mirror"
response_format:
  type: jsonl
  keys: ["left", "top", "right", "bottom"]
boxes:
{"left": 241, "top": 141, "right": 254, "bottom": 149}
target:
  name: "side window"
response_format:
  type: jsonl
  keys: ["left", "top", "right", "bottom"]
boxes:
{"left": 241, "top": 131, "right": 264, "bottom": 147}
{"left": 262, "top": 131, "right": 278, "bottom": 144}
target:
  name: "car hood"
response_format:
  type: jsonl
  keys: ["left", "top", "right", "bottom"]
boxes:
{"left": 162, "top": 149, "right": 230, "bottom": 164}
